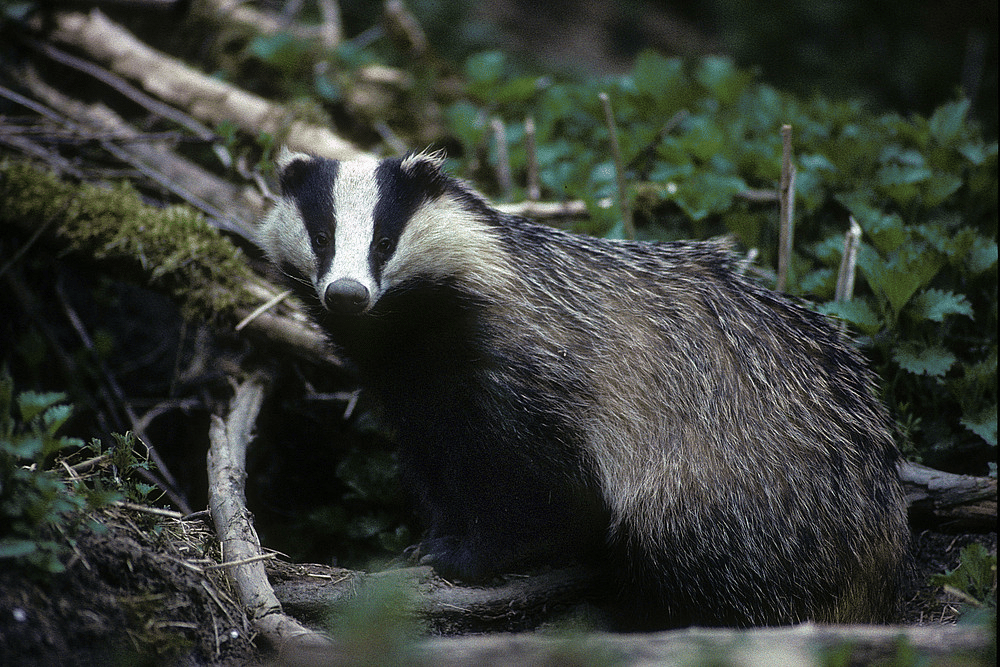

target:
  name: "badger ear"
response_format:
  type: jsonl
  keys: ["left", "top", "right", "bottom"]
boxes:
{"left": 276, "top": 146, "right": 314, "bottom": 172}
{"left": 274, "top": 146, "right": 319, "bottom": 195}
{"left": 400, "top": 148, "right": 447, "bottom": 175}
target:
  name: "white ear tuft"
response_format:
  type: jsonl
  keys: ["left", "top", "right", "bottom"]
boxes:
{"left": 401, "top": 147, "right": 447, "bottom": 173}
{"left": 276, "top": 146, "right": 314, "bottom": 171}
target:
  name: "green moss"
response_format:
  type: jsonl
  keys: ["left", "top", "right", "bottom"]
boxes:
{"left": 0, "top": 160, "right": 255, "bottom": 325}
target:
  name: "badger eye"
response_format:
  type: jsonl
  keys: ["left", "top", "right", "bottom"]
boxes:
{"left": 375, "top": 237, "right": 394, "bottom": 254}
{"left": 313, "top": 232, "right": 330, "bottom": 247}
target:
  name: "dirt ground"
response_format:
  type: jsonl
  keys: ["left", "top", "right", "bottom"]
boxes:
{"left": 0, "top": 506, "right": 995, "bottom": 666}
{"left": 0, "top": 509, "right": 257, "bottom": 666}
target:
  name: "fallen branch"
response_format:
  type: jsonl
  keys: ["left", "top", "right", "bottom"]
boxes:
{"left": 27, "top": 37, "right": 217, "bottom": 144}
{"left": 202, "top": 0, "right": 342, "bottom": 48}
{"left": 410, "top": 623, "right": 991, "bottom": 666}
{"left": 265, "top": 461, "right": 996, "bottom": 633}
{"left": 899, "top": 460, "right": 997, "bottom": 531}
{"left": 21, "top": 68, "right": 261, "bottom": 241}
{"left": 599, "top": 91, "right": 635, "bottom": 239}
{"left": 49, "top": 9, "right": 368, "bottom": 161}
{"left": 207, "top": 370, "right": 334, "bottom": 653}
{"left": 271, "top": 563, "right": 600, "bottom": 634}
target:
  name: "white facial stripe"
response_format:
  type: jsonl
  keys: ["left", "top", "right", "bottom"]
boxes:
{"left": 319, "top": 159, "right": 380, "bottom": 298}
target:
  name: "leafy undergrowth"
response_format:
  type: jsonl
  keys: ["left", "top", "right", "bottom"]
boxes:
{"left": 0, "top": 371, "right": 255, "bottom": 664}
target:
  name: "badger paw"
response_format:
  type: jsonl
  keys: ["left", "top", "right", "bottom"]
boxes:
{"left": 412, "top": 536, "right": 497, "bottom": 582}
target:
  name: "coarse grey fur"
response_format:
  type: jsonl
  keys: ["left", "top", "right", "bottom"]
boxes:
{"left": 258, "top": 148, "right": 909, "bottom": 628}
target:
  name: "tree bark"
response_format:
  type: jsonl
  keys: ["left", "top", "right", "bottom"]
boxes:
{"left": 48, "top": 9, "right": 369, "bottom": 161}
{"left": 899, "top": 460, "right": 997, "bottom": 531}
{"left": 207, "top": 370, "right": 334, "bottom": 653}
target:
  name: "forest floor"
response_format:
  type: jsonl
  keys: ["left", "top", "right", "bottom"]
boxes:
{"left": 0, "top": 509, "right": 994, "bottom": 666}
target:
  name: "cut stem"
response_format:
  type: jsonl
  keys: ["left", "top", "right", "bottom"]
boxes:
{"left": 776, "top": 124, "right": 796, "bottom": 291}
{"left": 599, "top": 92, "right": 635, "bottom": 239}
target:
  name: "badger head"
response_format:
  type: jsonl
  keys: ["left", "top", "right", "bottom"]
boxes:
{"left": 257, "top": 148, "right": 512, "bottom": 316}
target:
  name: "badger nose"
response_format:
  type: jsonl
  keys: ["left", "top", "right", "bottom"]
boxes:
{"left": 324, "top": 279, "right": 370, "bottom": 314}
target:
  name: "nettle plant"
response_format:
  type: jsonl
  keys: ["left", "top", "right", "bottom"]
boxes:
{"left": 814, "top": 101, "right": 997, "bottom": 464}
{"left": 0, "top": 370, "right": 152, "bottom": 573}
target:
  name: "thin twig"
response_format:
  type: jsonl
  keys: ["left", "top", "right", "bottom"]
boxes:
{"left": 835, "top": 217, "right": 863, "bottom": 302}
{"left": 496, "top": 200, "right": 589, "bottom": 219}
{"left": 735, "top": 188, "right": 780, "bottom": 203}
{"left": 317, "top": 0, "right": 344, "bottom": 49}
{"left": 599, "top": 92, "right": 635, "bottom": 239}
{"left": 736, "top": 248, "right": 759, "bottom": 276}
{"left": 235, "top": 289, "right": 294, "bottom": 332}
{"left": 113, "top": 501, "right": 185, "bottom": 519}
{"left": 384, "top": 0, "right": 428, "bottom": 58}
{"left": 0, "top": 126, "right": 213, "bottom": 145}
{"left": 0, "top": 202, "right": 63, "bottom": 280}
{"left": 68, "top": 452, "right": 112, "bottom": 476}
{"left": 0, "top": 133, "right": 89, "bottom": 180}
{"left": 19, "top": 69, "right": 242, "bottom": 235}
{"left": 524, "top": 116, "right": 540, "bottom": 201}
{"left": 491, "top": 117, "right": 513, "bottom": 200}
{"left": 203, "top": 552, "right": 278, "bottom": 571}
{"left": 776, "top": 124, "right": 796, "bottom": 291}
{"left": 207, "top": 370, "right": 333, "bottom": 650}
{"left": 373, "top": 121, "right": 408, "bottom": 156}
{"left": 627, "top": 108, "right": 688, "bottom": 173}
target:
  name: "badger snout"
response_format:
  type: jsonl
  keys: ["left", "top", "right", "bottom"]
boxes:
{"left": 324, "top": 278, "right": 370, "bottom": 314}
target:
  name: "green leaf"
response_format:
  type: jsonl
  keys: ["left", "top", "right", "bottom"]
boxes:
{"left": 465, "top": 51, "right": 506, "bottom": 86}
{"left": 17, "top": 391, "right": 66, "bottom": 423}
{"left": 694, "top": 56, "right": 744, "bottom": 104}
{"left": 495, "top": 76, "right": 543, "bottom": 104}
{"left": 670, "top": 172, "right": 747, "bottom": 221}
{"left": 966, "top": 236, "right": 998, "bottom": 274}
{"left": 41, "top": 403, "right": 73, "bottom": 436}
{"left": 857, "top": 253, "right": 919, "bottom": 316}
{"left": 959, "top": 142, "right": 987, "bottom": 165}
{"left": 922, "top": 172, "right": 963, "bottom": 207}
{"left": 314, "top": 72, "right": 342, "bottom": 102}
{"left": 893, "top": 343, "right": 957, "bottom": 377}
{"left": 961, "top": 405, "right": 997, "bottom": 446}
{"left": 631, "top": 51, "right": 685, "bottom": 99}
{"left": 816, "top": 299, "right": 882, "bottom": 336}
{"left": 878, "top": 162, "right": 932, "bottom": 187}
{"left": 908, "top": 289, "right": 974, "bottom": 322}
{"left": 444, "top": 101, "right": 486, "bottom": 148}
{"left": 678, "top": 116, "right": 726, "bottom": 162}
{"left": 927, "top": 99, "right": 970, "bottom": 146}
{"left": 929, "top": 543, "right": 997, "bottom": 606}
{"left": 839, "top": 197, "right": 906, "bottom": 253}
{"left": 0, "top": 538, "right": 38, "bottom": 559}
{"left": 856, "top": 241, "right": 945, "bottom": 317}
{"left": 7, "top": 434, "right": 43, "bottom": 459}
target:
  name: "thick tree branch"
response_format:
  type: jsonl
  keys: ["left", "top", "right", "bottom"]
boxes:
{"left": 49, "top": 9, "right": 368, "bottom": 161}
{"left": 899, "top": 460, "right": 997, "bottom": 531}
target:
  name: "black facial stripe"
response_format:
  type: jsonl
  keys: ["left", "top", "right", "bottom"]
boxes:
{"left": 372, "top": 159, "right": 420, "bottom": 283}
{"left": 281, "top": 157, "right": 339, "bottom": 277}
{"left": 372, "top": 157, "right": 448, "bottom": 282}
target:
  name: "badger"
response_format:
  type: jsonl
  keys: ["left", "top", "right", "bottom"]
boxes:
{"left": 257, "top": 148, "right": 909, "bottom": 627}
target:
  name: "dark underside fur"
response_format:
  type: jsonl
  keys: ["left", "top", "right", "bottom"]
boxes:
{"left": 295, "top": 275, "right": 611, "bottom": 581}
